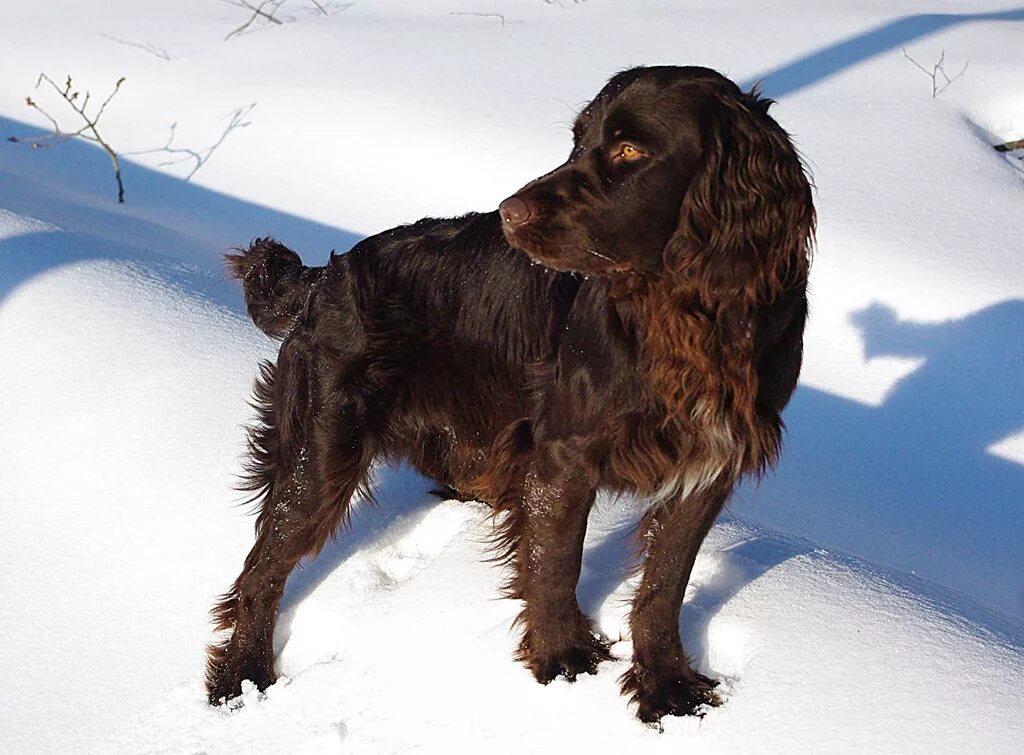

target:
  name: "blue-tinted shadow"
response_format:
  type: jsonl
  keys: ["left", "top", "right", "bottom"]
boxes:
{"left": 0, "top": 114, "right": 362, "bottom": 308}
{"left": 742, "top": 8, "right": 1024, "bottom": 97}
{"left": 734, "top": 301, "right": 1024, "bottom": 620}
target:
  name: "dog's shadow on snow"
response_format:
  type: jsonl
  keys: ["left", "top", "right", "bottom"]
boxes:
{"left": 574, "top": 510, "right": 808, "bottom": 677}
{"left": 278, "top": 464, "right": 441, "bottom": 611}
{"left": 735, "top": 300, "right": 1024, "bottom": 620}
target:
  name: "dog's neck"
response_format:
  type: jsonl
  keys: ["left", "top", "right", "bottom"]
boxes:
{"left": 611, "top": 275, "right": 776, "bottom": 475}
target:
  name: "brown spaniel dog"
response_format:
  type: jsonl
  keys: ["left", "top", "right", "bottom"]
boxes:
{"left": 207, "top": 65, "right": 814, "bottom": 723}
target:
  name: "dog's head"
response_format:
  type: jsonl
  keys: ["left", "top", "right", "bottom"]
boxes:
{"left": 499, "top": 66, "right": 814, "bottom": 299}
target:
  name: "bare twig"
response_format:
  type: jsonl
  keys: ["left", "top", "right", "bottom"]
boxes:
{"left": 450, "top": 11, "right": 506, "bottom": 26}
{"left": 8, "top": 74, "right": 127, "bottom": 203}
{"left": 308, "top": 1, "right": 355, "bottom": 16}
{"left": 223, "top": 0, "right": 353, "bottom": 39}
{"left": 126, "top": 104, "right": 256, "bottom": 180}
{"left": 902, "top": 48, "right": 969, "bottom": 98}
{"left": 99, "top": 33, "right": 171, "bottom": 60}
{"left": 994, "top": 138, "right": 1024, "bottom": 153}
{"left": 223, "top": 0, "right": 288, "bottom": 40}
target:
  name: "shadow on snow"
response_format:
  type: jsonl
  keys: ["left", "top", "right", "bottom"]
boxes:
{"left": 0, "top": 114, "right": 362, "bottom": 308}
{"left": 744, "top": 8, "right": 1024, "bottom": 97}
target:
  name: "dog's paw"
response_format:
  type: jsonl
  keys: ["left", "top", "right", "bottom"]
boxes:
{"left": 620, "top": 664, "right": 721, "bottom": 723}
{"left": 206, "top": 644, "right": 277, "bottom": 706}
{"left": 522, "top": 632, "right": 613, "bottom": 684}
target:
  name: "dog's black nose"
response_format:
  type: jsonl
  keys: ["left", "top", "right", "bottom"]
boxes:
{"left": 499, "top": 196, "right": 534, "bottom": 228}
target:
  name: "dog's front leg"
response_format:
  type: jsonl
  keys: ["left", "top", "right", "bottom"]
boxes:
{"left": 496, "top": 438, "right": 611, "bottom": 683}
{"left": 620, "top": 480, "right": 731, "bottom": 722}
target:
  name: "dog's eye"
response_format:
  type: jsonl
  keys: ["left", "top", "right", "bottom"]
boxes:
{"left": 612, "top": 143, "right": 646, "bottom": 162}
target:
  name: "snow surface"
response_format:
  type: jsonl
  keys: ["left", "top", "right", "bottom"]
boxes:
{"left": 1, "top": 1, "right": 1022, "bottom": 752}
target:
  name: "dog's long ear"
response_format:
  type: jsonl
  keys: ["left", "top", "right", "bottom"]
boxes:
{"left": 664, "top": 87, "right": 815, "bottom": 303}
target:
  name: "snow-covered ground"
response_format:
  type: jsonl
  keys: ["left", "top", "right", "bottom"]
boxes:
{"left": 2, "top": 1, "right": 1022, "bottom": 752}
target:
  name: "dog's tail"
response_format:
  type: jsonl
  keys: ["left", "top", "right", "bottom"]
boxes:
{"left": 225, "top": 238, "right": 323, "bottom": 338}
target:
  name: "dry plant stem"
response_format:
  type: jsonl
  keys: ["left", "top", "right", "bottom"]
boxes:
{"left": 126, "top": 104, "right": 256, "bottom": 180}
{"left": 99, "top": 33, "right": 171, "bottom": 60}
{"left": 224, "top": 0, "right": 353, "bottom": 38}
{"left": 224, "top": 0, "right": 286, "bottom": 40}
{"left": 994, "top": 138, "right": 1024, "bottom": 153}
{"left": 902, "top": 48, "right": 969, "bottom": 98}
{"left": 450, "top": 12, "right": 507, "bottom": 26}
{"left": 311, "top": 1, "right": 355, "bottom": 15}
{"left": 10, "top": 74, "right": 126, "bottom": 203}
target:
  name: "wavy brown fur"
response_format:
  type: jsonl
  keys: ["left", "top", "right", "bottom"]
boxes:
{"left": 226, "top": 238, "right": 324, "bottom": 338}
{"left": 207, "top": 66, "right": 814, "bottom": 721}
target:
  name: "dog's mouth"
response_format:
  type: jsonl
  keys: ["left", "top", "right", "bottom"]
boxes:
{"left": 500, "top": 207, "right": 630, "bottom": 276}
{"left": 500, "top": 221, "right": 549, "bottom": 263}
{"left": 504, "top": 226, "right": 604, "bottom": 274}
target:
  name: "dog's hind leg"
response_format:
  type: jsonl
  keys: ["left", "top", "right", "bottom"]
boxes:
{"left": 205, "top": 347, "right": 377, "bottom": 705}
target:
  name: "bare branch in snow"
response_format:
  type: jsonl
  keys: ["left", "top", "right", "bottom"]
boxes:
{"left": 99, "top": 33, "right": 172, "bottom": 60}
{"left": 8, "top": 73, "right": 128, "bottom": 203}
{"left": 902, "top": 48, "right": 969, "bottom": 98}
{"left": 223, "top": 0, "right": 353, "bottom": 39}
{"left": 309, "top": 1, "right": 355, "bottom": 17}
{"left": 994, "top": 138, "right": 1024, "bottom": 153}
{"left": 223, "top": 0, "right": 288, "bottom": 41}
{"left": 126, "top": 104, "right": 256, "bottom": 180}
{"left": 450, "top": 11, "right": 507, "bottom": 27}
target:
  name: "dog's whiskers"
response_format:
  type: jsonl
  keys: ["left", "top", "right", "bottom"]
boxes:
{"left": 584, "top": 234, "right": 616, "bottom": 264}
